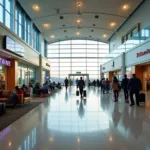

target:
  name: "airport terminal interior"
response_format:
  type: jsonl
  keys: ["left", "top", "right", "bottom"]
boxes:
{"left": 0, "top": 0, "right": 150, "bottom": 149}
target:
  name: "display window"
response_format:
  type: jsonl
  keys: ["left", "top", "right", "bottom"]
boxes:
{"left": 0, "top": 66, "right": 7, "bottom": 90}
{"left": 18, "top": 63, "right": 36, "bottom": 86}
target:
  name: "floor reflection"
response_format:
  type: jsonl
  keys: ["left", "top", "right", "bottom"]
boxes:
{"left": 0, "top": 87, "right": 150, "bottom": 150}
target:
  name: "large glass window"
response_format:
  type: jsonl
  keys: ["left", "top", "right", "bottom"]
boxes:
{"left": 0, "top": 0, "right": 13, "bottom": 30}
{"left": 48, "top": 40, "right": 115, "bottom": 82}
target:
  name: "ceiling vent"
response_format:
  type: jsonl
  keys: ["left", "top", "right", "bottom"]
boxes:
{"left": 95, "top": 15, "right": 99, "bottom": 19}
{"left": 93, "top": 24, "right": 96, "bottom": 26}
{"left": 91, "top": 30, "right": 94, "bottom": 32}
{"left": 60, "top": 16, "right": 64, "bottom": 19}
{"left": 62, "top": 25, "right": 66, "bottom": 27}
{"left": 64, "top": 30, "right": 67, "bottom": 32}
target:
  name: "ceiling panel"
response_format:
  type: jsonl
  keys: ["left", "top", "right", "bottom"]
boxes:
{"left": 18, "top": 0, "right": 144, "bottom": 43}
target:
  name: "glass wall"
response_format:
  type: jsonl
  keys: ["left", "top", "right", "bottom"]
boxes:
{"left": 48, "top": 40, "right": 115, "bottom": 82}
{"left": 0, "top": 0, "right": 13, "bottom": 30}
{"left": 18, "top": 63, "right": 36, "bottom": 86}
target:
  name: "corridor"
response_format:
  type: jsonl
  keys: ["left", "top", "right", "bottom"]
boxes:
{"left": 0, "top": 87, "right": 150, "bottom": 150}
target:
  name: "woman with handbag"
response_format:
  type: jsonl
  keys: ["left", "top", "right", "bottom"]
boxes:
{"left": 112, "top": 76, "right": 120, "bottom": 102}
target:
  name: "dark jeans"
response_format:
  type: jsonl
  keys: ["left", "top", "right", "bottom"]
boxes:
{"left": 79, "top": 88, "right": 83, "bottom": 98}
{"left": 130, "top": 90, "right": 140, "bottom": 105}
{"left": 101, "top": 85, "right": 105, "bottom": 94}
{"left": 113, "top": 90, "right": 119, "bottom": 101}
{"left": 124, "top": 89, "right": 129, "bottom": 100}
{"left": 65, "top": 85, "right": 68, "bottom": 90}
{"left": 106, "top": 85, "right": 109, "bottom": 93}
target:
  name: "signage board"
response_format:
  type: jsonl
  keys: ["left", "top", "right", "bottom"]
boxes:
{"left": 136, "top": 49, "right": 150, "bottom": 57}
{"left": 76, "top": 72, "right": 81, "bottom": 74}
{"left": 0, "top": 58, "right": 11, "bottom": 66}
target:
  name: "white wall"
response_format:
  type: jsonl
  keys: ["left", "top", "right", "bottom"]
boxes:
{"left": 109, "top": 0, "right": 150, "bottom": 52}
{"left": 125, "top": 38, "right": 150, "bottom": 67}
{"left": 101, "top": 54, "right": 122, "bottom": 73}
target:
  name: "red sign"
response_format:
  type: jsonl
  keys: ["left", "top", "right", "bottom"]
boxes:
{"left": 137, "top": 49, "right": 150, "bottom": 57}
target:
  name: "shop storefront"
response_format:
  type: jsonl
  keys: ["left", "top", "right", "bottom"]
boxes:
{"left": 0, "top": 57, "right": 11, "bottom": 90}
{"left": 125, "top": 38, "right": 150, "bottom": 91}
{"left": 18, "top": 63, "right": 36, "bottom": 86}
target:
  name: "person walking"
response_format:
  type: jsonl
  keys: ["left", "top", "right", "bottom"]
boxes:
{"left": 97, "top": 79, "right": 100, "bottom": 88}
{"left": 112, "top": 76, "right": 120, "bottom": 102}
{"left": 102, "top": 78, "right": 106, "bottom": 94}
{"left": 77, "top": 77, "right": 85, "bottom": 99}
{"left": 105, "top": 78, "right": 110, "bottom": 93}
{"left": 128, "top": 74, "right": 142, "bottom": 107}
{"left": 64, "top": 77, "right": 69, "bottom": 91}
{"left": 121, "top": 74, "right": 129, "bottom": 103}
{"left": 76, "top": 78, "right": 79, "bottom": 87}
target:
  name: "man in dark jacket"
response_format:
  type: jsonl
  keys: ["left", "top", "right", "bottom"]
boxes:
{"left": 121, "top": 75, "right": 129, "bottom": 103}
{"left": 128, "top": 74, "right": 142, "bottom": 106}
{"left": 77, "top": 77, "right": 85, "bottom": 99}
{"left": 64, "top": 77, "right": 69, "bottom": 91}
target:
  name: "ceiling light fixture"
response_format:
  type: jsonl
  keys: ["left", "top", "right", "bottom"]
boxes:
{"left": 76, "top": 19, "right": 81, "bottom": 24}
{"left": 110, "top": 22, "right": 116, "bottom": 27}
{"left": 103, "top": 34, "right": 108, "bottom": 38}
{"left": 123, "top": 4, "right": 129, "bottom": 10}
{"left": 76, "top": 2, "right": 83, "bottom": 7}
{"left": 76, "top": 32, "right": 80, "bottom": 35}
{"left": 95, "top": 15, "right": 99, "bottom": 19}
{"left": 43, "top": 24, "right": 50, "bottom": 29}
{"left": 32, "top": 4, "right": 40, "bottom": 11}
{"left": 50, "top": 35, "right": 55, "bottom": 38}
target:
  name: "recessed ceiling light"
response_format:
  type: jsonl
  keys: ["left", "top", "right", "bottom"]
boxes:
{"left": 122, "top": 4, "right": 129, "bottom": 10}
{"left": 76, "top": 32, "right": 80, "bottom": 35}
{"left": 76, "top": 19, "right": 81, "bottom": 24}
{"left": 103, "top": 34, "right": 108, "bottom": 38}
{"left": 43, "top": 24, "right": 51, "bottom": 29}
{"left": 110, "top": 22, "right": 116, "bottom": 27}
{"left": 32, "top": 4, "right": 40, "bottom": 12}
{"left": 76, "top": 2, "right": 83, "bottom": 7}
{"left": 50, "top": 35, "right": 55, "bottom": 38}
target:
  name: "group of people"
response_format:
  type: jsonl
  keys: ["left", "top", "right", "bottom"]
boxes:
{"left": 34, "top": 81, "right": 61, "bottom": 97}
{"left": 9, "top": 84, "right": 31, "bottom": 108}
{"left": 112, "top": 74, "right": 142, "bottom": 106}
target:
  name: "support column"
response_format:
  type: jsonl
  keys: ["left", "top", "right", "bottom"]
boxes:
{"left": 7, "top": 59, "right": 18, "bottom": 90}
{"left": 121, "top": 52, "right": 126, "bottom": 78}
{"left": 36, "top": 55, "right": 42, "bottom": 84}
{"left": 100, "top": 65, "right": 104, "bottom": 79}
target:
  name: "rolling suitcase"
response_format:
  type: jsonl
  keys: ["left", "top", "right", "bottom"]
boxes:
{"left": 83, "top": 90, "right": 86, "bottom": 97}
{"left": 139, "top": 93, "right": 145, "bottom": 103}
{"left": 76, "top": 90, "right": 79, "bottom": 96}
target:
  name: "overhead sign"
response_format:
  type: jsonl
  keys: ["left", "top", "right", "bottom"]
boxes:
{"left": 76, "top": 72, "right": 81, "bottom": 74}
{"left": 137, "top": 49, "right": 150, "bottom": 57}
{"left": 0, "top": 58, "right": 11, "bottom": 66}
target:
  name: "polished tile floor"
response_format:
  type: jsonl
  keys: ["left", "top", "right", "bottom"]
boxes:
{"left": 0, "top": 87, "right": 150, "bottom": 150}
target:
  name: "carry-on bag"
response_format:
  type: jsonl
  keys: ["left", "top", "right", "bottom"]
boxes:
{"left": 139, "top": 93, "right": 145, "bottom": 103}
{"left": 83, "top": 90, "right": 86, "bottom": 97}
{"left": 76, "top": 90, "right": 79, "bottom": 96}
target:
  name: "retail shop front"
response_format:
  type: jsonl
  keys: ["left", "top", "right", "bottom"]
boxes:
{"left": 125, "top": 39, "right": 150, "bottom": 91}
{"left": 101, "top": 53, "right": 125, "bottom": 81}
{"left": 0, "top": 35, "right": 40, "bottom": 90}
{"left": 0, "top": 56, "right": 11, "bottom": 90}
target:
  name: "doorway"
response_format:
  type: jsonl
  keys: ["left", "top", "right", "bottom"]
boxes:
{"left": 68, "top": 74, "right": 89, "bottom": 86}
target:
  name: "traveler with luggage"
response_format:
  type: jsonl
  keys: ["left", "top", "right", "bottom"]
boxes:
{"left": 77, "top": 77, "right": 85, "bottom": 99}
{"left": 128, "top": 74, "right": 142, "bottom": 106}
{"left": 112, "top": 76, "right": 120, "bottom": 102}
{"left": 121, "top": 74, "right": 129, "bottom": 103}
{"left": 64, "top": 77, "right": 69, "bottom": 91}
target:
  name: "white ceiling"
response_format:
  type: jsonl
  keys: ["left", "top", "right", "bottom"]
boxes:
{"left": 18, "top": 0, "right": 144, "bottom": 44}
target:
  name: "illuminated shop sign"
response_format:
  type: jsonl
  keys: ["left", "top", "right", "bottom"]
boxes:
{"left": 137, "top": 49, "right": 150, "bottom": 57}
{"left": 0, "top": 58, "right": 11, "bottom": 66}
